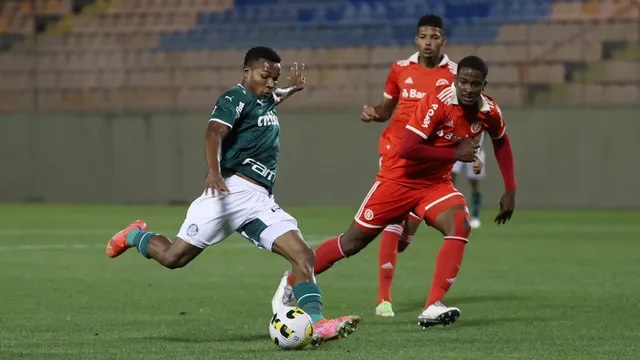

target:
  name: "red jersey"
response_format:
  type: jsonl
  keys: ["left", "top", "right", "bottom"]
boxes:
{"left": 379, "top": 52, "right": 457, "bottom": 156}
{"left": 379, "top": 84, "right": 507, "bottom": 187}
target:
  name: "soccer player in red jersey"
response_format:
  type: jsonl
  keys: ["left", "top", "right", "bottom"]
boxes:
{"left": 360, "top": 14, "right": 458, "bottom": 317}
{"left": 272, "top": 56, "right": 516, "bottom": 328}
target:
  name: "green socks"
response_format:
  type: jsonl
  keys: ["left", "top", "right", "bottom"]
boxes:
{"left": 471, "top": 192, "right": 482, "bottom": 218}
{"left": 293, "top": 282, "right": 324, "bottom": 323}
{"left": 125, "top": 228, "right": 156, "bottom": 259}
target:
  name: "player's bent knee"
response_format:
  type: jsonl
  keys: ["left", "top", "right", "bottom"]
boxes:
{"left": 272, "top": 229, "right": 314, "bottom": 262}
{"left": 383, "top": 224, "right": 403, "bottom": 235}
{"left": 160, "top": 238, "right": 202, "bottom": 269}
{"left": 340, "top": 222, "right": 378, "bottom": 256}
{"left": 446, "top": 209, "right": 471, "bottom": 242}
{"left": 292, "top": 248, "right": 315, "bottom": 279}
{"left": 159, "top": 252, "right": 188, "bottom": 269}
{"left": 261, "top": 220, "right": 300, "bottom": 252}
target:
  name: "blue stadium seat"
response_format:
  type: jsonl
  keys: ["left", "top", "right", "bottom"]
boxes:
{"left": 156, "top": 0, "right": 556, "bottom": 52}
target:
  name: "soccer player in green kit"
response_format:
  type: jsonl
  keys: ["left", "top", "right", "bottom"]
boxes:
{"left": 105, "top": 46, "right": 360, "bottom": 346}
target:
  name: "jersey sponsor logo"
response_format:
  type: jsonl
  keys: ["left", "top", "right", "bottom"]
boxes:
{"left": 436, "top": 129, "right": 467, "bottom": 143}
{"left": 471, "top": 121, "right": 483, "bottom": 133}
{"left": 401, "top": 88, "right": 426, "bottom": 99}
{"left": 242, "top": 158, "right": 276, "bottom": 182}
{"left": 422, "top": 104, "right": 438, "bottom": 128}
{"left": 436, "top": 78, "right": 450, "bottom": 86}
{"left": 404, "top": 77, "right": 414, "bottom": 84}
{"left": 257, "top": 110, "right": 279, "bottom": 127}
{"left": 445, "top": 119, "right": 454, "bottom": 127}
{"left": 235, "top": 101, "right": 245, "bottom": 120}
{"left": 225, "top": 95, "right": 234, "bottom": 102}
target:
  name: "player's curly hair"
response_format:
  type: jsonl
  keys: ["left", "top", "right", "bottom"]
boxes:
{"left": 417, "top": 14, "right": 444, "bottom": 30}
{"left": 458, "top": 56, "right": 489, "bottom": 77}
{"left": 244, "top": 46, "right": 281, "bottom": 67}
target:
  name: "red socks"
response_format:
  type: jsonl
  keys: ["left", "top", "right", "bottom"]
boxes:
{"left": 377, "top": 217, "right": 420, "bottom": 304}
{"left": 287, "top": 235, "right": 345, "bottom": 286}
{"left": 425, "top": 238, "right": 467, "bottom": 308}
{"left": 377, "top": 225, "right": 401, "bottom": 303}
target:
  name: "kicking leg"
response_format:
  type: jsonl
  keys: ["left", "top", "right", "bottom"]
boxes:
{"left": 271, "top": 230, "right": 360, "bottom": 346}
{"left": 106, "top": 220, "right": 202, "bottom": 268}
{"left": 106, "top": 185, "right": 248, "bottom": 268}
{"left": 273, "top": 221, "right": 380, "bottom": 312}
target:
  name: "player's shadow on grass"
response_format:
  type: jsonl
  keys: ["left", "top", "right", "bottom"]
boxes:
{"left": 392, "top": 294, "right": 527, "bottom": 315}
{"left": 459, "top": 315, "right": 555, "bottom": 328}
{"left": 143, "top": 333, "right": 266, "bottom": 343}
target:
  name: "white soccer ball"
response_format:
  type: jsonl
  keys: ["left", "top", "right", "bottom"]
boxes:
{"left": 269, "top": 306, "right": 314, "bottom": 350}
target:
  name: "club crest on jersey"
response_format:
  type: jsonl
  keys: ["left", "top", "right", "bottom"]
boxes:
{"left": 436, "top": 78, "right": 450, "bottom": 86}
{"left": 471, "top": 121, "right": 483, "bottom": 133}
{"left": 364, "top": 209, "right": 374, "bottom": 220}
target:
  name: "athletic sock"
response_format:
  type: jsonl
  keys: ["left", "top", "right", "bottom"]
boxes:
{"left": 293, "top": 282, "right": 324, "bottom": 323}
{"left": 425, "top": 238, "right": 466, "bottom": 308}
{"left": 125, "top": 229, "right": 156, "bottom": 259}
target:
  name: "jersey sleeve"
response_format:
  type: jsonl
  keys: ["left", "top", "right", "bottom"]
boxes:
{"left": 383, "top": 64, "right": 399, "bottom": 99}
{"left": 209, "top": 90, "right": 247, "bottom": 128}
{"left": 405, "top": 91, "right": 445, "bottom": 139}
{"left": 487, "top": 102, "right": 507, "bottom": 139}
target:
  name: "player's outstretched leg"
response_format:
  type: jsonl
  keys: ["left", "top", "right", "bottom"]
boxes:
{"left": 271, "top": 229, "right": 362, "bottom": 346}
{"left": 418, "top": 204, "right": 469, "bottom": 329}
{"left": 376, "top": 214, "right": 421, "bottom": 317}
{"left": 106, "top": 220, "right": 201, "bottom": 269}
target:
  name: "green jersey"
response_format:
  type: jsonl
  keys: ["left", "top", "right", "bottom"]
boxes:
{"left": 209, "top": 84, "right": 281, "bottom": 190}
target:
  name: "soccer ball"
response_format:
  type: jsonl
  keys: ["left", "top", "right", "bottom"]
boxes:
{"left": 269, "top": 306, "right": 314, "bottom": 350}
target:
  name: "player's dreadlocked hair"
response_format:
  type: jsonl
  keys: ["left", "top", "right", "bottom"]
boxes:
{"left": 417, "top": 14, "right": 444, "bottom": 30}
{"left": 457, "top": 56, "right": 489, "bottom": 77}
{"left": 243, "top": 46, "right": 281, "bottom": 67}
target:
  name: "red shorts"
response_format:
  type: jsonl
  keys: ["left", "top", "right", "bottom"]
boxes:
{"left": 378, "top": 154, "right": 421, "bottom": 222}
{"left": 354, "top": 180, "right": 468, "bottom": 232}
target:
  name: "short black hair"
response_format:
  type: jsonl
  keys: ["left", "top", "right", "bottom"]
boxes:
{"left": 457, "top": 56, "right": 489, "bottom": 77}
{"left": 243, "top": 46, "right": 281, "bottom": 67}
{"left": 417, "top": 14, "right": 444, "bottom": 30}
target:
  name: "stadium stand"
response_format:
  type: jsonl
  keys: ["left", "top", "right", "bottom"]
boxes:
{"left": 0, "top": 0, "right": 638, "bottom": 112}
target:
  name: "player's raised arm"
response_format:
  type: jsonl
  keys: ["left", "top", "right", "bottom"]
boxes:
{"left": 487, "top": 103, "right": 516, "bottom": 224}
{"left": 398, "top": 91, "right": 478, "bottom": 162}
{"left": 361, "top": 66, "right": 400, "bottom": 122}
{"left": 274, "top": 62, "right": 305, "bottom": 105}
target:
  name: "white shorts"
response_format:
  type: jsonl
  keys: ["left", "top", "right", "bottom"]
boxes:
{"left": 452, "top": 149, "right": 486, "bottom": 180}
{"left": 177, "top": 175, "right": 299, "bottom": 251}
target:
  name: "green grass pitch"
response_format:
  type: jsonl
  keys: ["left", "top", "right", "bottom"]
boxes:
{"left": 1, "top": 204, "right": 639, "bottom": 359}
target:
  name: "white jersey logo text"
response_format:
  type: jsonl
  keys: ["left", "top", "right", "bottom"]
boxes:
{"left": 402, "top": 88, "right": 426, "bottom": 99}
{"left": 242, "top": 158, "right": 276, "bottom": 182}
{"left": 257, "top": 110, "right": 279, "bottom": 127}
